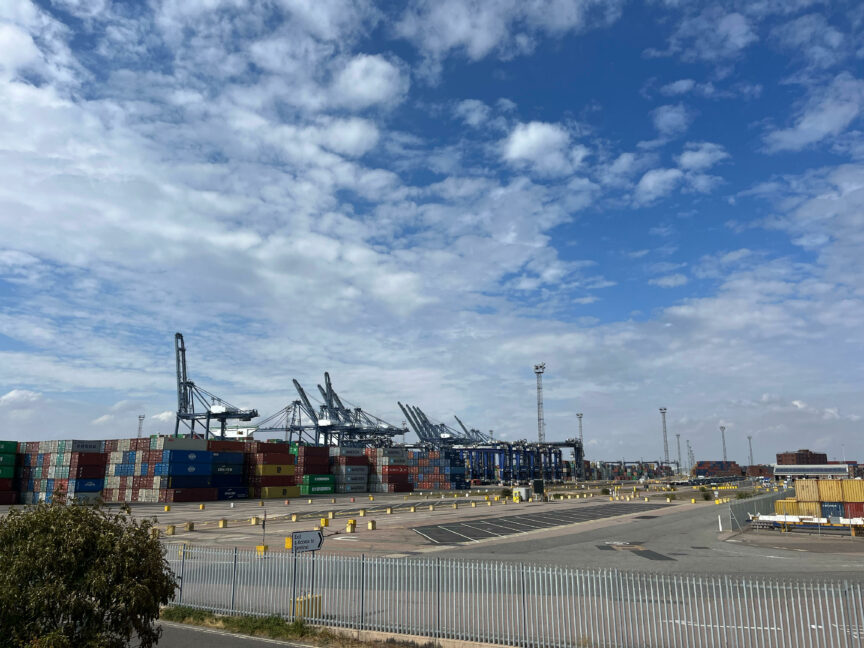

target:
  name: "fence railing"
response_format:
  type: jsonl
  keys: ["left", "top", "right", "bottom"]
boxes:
{"left": 728, "top": 488, "right": 793, "bottom": 530}
{"left": 165, "top": 543, "right": 863, "bottom": 648}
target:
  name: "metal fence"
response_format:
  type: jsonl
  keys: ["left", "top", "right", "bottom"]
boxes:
{"left": 728, "top": 488, "right": 793, "bottom": 530}
{"left": 165, "top": 543, "right": 863, "bottom": 648}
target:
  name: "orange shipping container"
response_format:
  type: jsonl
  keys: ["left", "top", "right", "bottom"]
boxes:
{"left": 794, "top": 480, "right": 819, "bottom": 502}
{"left": 817, "top": 480, "right": 844, "bottom": 502}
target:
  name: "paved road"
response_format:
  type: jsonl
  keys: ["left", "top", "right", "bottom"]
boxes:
{"left": 436, "top": 502, "right": 864, "bottom": 578}
{"left": 156, "top": 622, "right": 311, "bottom": 647}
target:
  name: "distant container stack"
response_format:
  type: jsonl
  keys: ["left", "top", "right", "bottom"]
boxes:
{"left": 692, "top": 460, "right": 744, "bottom": 477}
{"left": 244, "top": 440, "right": 297, "bottom": 499}
{"left": 366, "top": 447, "right": 412, "bottom": 493}
{"left": 17, "top": 440, "right": 105, "bottom": 504}
{"left": 0, "top": 440, "right": 19, "bottom": 504}
{"left": 329, "top": 446, "right": 369, "bottom": 494}
{"left": 406, "top": 448, "right": 468, "bottom": 491}
{"left": 775, "top": 478, "right": 864, "bottom": 521}
{"left": 103, "top": 437, "right": 157, "bottom": 503}
{"left": 294, "top": 445, "right": 333, "bottom": 495}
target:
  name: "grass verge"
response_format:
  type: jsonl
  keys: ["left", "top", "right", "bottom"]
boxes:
{"left": 161, "top": 606, "right": 438, "bottom": 647}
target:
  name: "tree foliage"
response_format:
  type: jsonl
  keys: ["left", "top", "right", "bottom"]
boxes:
{"left": 0, "top": 500, "right": 176, "bottom": 648}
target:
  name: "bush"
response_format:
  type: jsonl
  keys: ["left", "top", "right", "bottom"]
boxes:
{"left": 702, "top": 492, "right": 712, "bottom": 501}
{"left": 499, "top": 488, "right": 512, "bottom": 498}
{"left": 600, "top": 488, "right": 610, "bottom": 495}
{"left": 0, "top": 500, "right": 176, "bottom": 647}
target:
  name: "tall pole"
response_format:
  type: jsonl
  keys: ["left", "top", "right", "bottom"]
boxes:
{"left": 675, "top": 433, "right": 682, "bottom": 475}
{"left": 747, "top": 435, "right": 754, "bottom": 466}
{"left": 686, "top": 439, "right": 694, "bottom": 472}
{"left": 576, "top": 412, "right": 583, "bottom": 446}
{"left": 534, "top": 363, "right": 546, "bottom": 443}
{"left": 720, "top": 425, "right": 727, "bottom": 462}
{"left": 137, "top": 414, "right": 145, "bottom": 438}
{"left": 659, "top": 408, "right": 669, "bottom": 466}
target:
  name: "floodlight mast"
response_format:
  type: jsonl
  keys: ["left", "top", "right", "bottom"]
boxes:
{"left": 534, "top": 363, "right": 546, "bottom": 443}
{"left": 576, "top": 412, "right": 583, "bottom": 446}
{"left": 747, "top": 435, "right": 754, "bottom": 467}
{"left": 659, "top": 408, "right": 669, "bottom": 466}
{"left": 720, "top": 425, "right": 728, "bottom": 462}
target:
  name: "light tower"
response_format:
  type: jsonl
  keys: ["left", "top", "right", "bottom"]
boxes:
{"left": 675, "top": 433, "right": 682, "bottom": 475}
{"left": 534, "top": 363, "right": 546, "bottom": 443}
{"left": 686, "top": 439, "right": 695, "bottom": 472}
{"left": 576, "top": 412, "right": 583, "bottom": 445}
{"left": 659, "top": 408, "right": 669, "bottom": 466}
{"left": 720, "top": 425, "right": 727, "bottom": 462}
{"left": 136, "top": 414, "right": 145, "bottom": 438}
{"left": 747, "top": 435, "right": 754, "bottom": 467}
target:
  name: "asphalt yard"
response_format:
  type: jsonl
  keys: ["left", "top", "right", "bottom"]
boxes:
{"left": 412, "top": 501, "right": 670, "bottom": 544}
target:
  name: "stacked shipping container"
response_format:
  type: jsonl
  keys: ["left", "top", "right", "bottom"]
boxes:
{"left": 366, "top": 447, "right": 412, "bottom": 493}
{"left": 0, "top": 440, "right": 18, "bottom": 504}
{"left": 17, "top": 440, "right": 105, "bottom": 504}
{"left": 774, "top": 479, "right": 864, "bottom": 519}
{"left": 330, "top": 447, "right": 369, "bottom": 494}
{"left": 243, "top": 440, "right": 298, "bottom": 499}
{"left": 294, "top": 445, "right": 333, "bottom": 495}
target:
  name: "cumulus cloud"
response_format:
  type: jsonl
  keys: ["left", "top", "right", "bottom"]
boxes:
{"left": 0, "top": 389, "right": 42, "bottom": 408}
{"left": 453, "top": 99, "right": 491, "bottom": 127}
{"left": 652, "top": 104, "right": 693, "bottom": 138}
{"left": 647, "top": 8, "right": 757, "bottom": 63}
{"left": 331, "top": 54, "right": 409, "bottom": 109}
{"left": 635, "top": 168, "right": 683, "bottom": 204}
{"left": 764, "top": 73, "right": 864, "bottom": 152}
{"left": 502, "top": 121, "right": 581, "bottom": 176}
{"left": 677, "top": 142, "right": 730, "bottom": 171}
{"left": 649, "top": 273, "right": 688, "bottom": 287}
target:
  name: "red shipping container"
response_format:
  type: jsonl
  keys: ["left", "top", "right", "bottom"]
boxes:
{"left": 207, "top": 440, "right": 247, "bottom": 452}
{"left": 245, "top": 442, "right": 291, "bottom": 454}
{"left": 104, "top": 440, "right": 118, "bottom": 452}
{"left": 381, "top": 465, "right": 409, "bottom": 475}
{"left": 133, "top": 476, "right": 154, "bottom": 489}
{"left": 71, "top": 465, "right": 104, "bottom": 479}
{"left": 845, "top": 502, "right": 864, "bottom": 518}
{"left": 246, "top": 453, "right": 295, "bottom": 465}
{"left": 0, "top": 478, "right": 12, "bottom": 490}
{"left": 336, "top": 456, "right": 368, "bottom": 466}
{"left": 297, "top": 446, "right": 329, "bottom": 458}
{"left": 69, "top": 452, "right": 108, "bottom": 466}
{"left": 161, "top": 487, "right": 218, "bottom": 502}
{"left": 0, "top": 492, "right": 18, "bottom": 504}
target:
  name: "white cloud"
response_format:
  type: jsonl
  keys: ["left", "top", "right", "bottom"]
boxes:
{"left": 652, "top": 104, "right": 692, "bottom": 137}
{"left": 331, "top": 54, "right": 409, "bottom": 109}
{"left": 649, "top": 273, "right": 688, "bottom": 288}
{"left": 648, "top": 8, "right": 757, "bottom": 63}
{"left": 502, "top": 121, "right": 576, "bottom": 176}
{"left": 764, "top": 73, "right": 864, "bottom": 152}
{"left": 0, "top": 22, "right": 43, "bottom": 78}
{"left": 453, "top": 99, "right": 491, "bottom": 127}
{"left": 677, "top": 142, "right": 729, "bottom": 171}
{"left": 0, "top": 389, "right": 41, "bottom": 408}
{"left": 152, "top": 410, "right": 176, "bottom": 422}
{"left": 770, "top": 13, "right": 846, "bottom": 69}
{"left": 635, "top": 168, "right": 683, "bottom": 204}
{"left": 92, "top": 414, "right": 113, "bottom": 425}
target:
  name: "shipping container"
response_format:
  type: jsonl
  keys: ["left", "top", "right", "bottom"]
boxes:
{"left": 820, "top": 502, "right": 844, "bottom": 519}
{"left": 797, "top": 501, "right": 822, "bottom": 517}
{"left": 258, "top": 485, "right": 301, "bottom": 499}
{"left": 794, "top": 480, "right": 820, "bottom": 501}
{"left": 0, "top": 440, "right": 20, "bottom": 454}
{"left": 247, "top": 475, "right": 295, "bottom": 487}
{"left": 774, "top": 499, "right": 799, "bottom": 516}
{"left": 217, "top": 486, "right": 250, "bottom": 500}
{"left": 0, "top": 453, "right": 17, "bottom": 466}
{"left": 300, "top": 484, "right": 335, "bottom": 495}
{"left": 212, "top": 463, "right": 243, "bottom": 475}
{"left": 817, "top": 480, "right": 844, "bottom": 502}
{"left": 0, "top": 492, "right": 17, "bottom": 504}
{"left": 161, "top": 450, "right": 213, "bottom": 464}
{"left": 245, "top": 452, "right": 295, "bottom": 465}
{"left": 0, "top": 466, "right": 14, "bottom": 479}
{"left": 844, "top": 502, "right": 864, "bottom": 518}
{"left": 211, "top": 475, "right": 244, "bottom": 488}
{"left": 210, "top": 452, "right": 244, "bottom": 464}
{"left": 161, "top": 487, "right": 218, "bottom": 502}
{"left": 251, "top": 464, "right": 295, "bottom": 477}
{"left": 841, "top": 479, "right": 864, "bottom": 503}
{"left": 300, "top": 474, "right": 335, "bottom": 484}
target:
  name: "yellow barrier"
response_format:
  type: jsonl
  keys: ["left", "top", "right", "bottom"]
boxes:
{"left": 386, "top": 507, "right": 392, "bottom": 514}
{"left": 256, "top": 545, "right": 268, "bottom": 556}
{"left": 328, "top": 511, "right": 335, "bottom": 519}
{"left": 218, "top": 519, "right": 228, "bottom": 528}
{"left": 291, "top": 513, "right": 298, "bottom": 522}
{"left": 346, "top": 522, "right": 355, "bottom": 534}
{"left": 199, "top": 504, "right": 205, "bottom": 511}
{"left": 295, "top": 594, "right": 322, "bottom": 619}
{"left": 367, "top": 520, "right": 376, "bottom": 530}
{"left": 165, "top": 525, "right": 175, "bottom": 536}
{"left": 184, "top": 522, "right": 194, "bottom": 532}
{"left": 471, "top": 502, "right": 476, "bottom": 508}
{"left": 320, "top": 517, "right": 329, "bottom": 527}
{"left": 359, "top": 509, "right": 366, "bottom": 517}
{"left": 429, "top": 505, "right": 435, "bottom": 511}
{"left": 251, "top": 516, "right": 260, "bottom": 525}
{"left": 163, "top": 505, "right": 171, "bottom": 512}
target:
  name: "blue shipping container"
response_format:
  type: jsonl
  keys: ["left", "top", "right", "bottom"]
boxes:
{"left": 217, "top": 486, "right": 250, "bottom": 500}
{"left": 211, "top": 474, "right": 244, "bottom": 487}
{"left": 162, "top": 450, "right": 213, "bottom": 464}
{"left": 164, "top": 461, "right": 212, "bottom": 476}
{"left": 68, "top": 479, "right": 104, "bottom": 493}
{"left": 165, "top": 475, "right": 212, "bottom": 489}
{"left": 122, "top": 451, "right": 136, "bottom": 463}
{"left": 821, "top": 502, "right": 844, "bottom": 519}
{"left": 212, "top": 463, "right": 243, "bottom": 475}
{"left": 211, "top": 452, "right": 243, "bottom": 464}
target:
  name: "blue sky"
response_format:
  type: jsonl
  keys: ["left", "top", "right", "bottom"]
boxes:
{"left": 1, "top": 0, "right": 863, "bottom": 465}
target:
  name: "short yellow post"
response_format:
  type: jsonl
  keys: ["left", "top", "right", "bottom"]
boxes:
{"left": 386, "top": 507, "right": 392, "bottom": 514}
{"left": 471, "top": 502, "right": 476, "bottom": 508}
{"left": 285, "top": 537, "right": 293, "bottom": 550}
{"left": 452, "top": 502, "right": 458, "bottom": 509}
{"left": 184, "top": 521, "right": 194, "bottom": 532}
{"left": 328, "top": 511, "right": 335, "bottom": 519}
{"left": 409, "top": 506, "right": 416, "bottom": 512}
{"left": 165, "top": 525, "right": 175, "bottom": 536}
{"left": 163, "top": 505, "right": 171, "bottom": 512}
{"left": 330, "top": 498, "right": 336, "bottom": 504}
{"left": 320, "top": 517, "right": 329, "bottom": 527}
{"left": 359, "top": 509, "right": 366, "bottom": 517}
{"left": 218, "top": 519, "right": 228, "bottom": 528}
{"left": 367, "top": 520, "right": 376, "bottom": 530}
{"left": 369, "top": 495, "right": 374, "bottom": 501}
{"left": 487, "top": 501, "right": 492, "bottom": 506}
{"left": 199, "top": 504, "right": 205, "bottom": 510}
{"left": 251, "top": 516, "right": 260, "bottom": 525}
{"left": 429, "top": 505, "right": 435, "bottom": 511}
{"left": 256, "top": 545, "right": 268, "bottom": 556}
{"left": 308, "top": 499, "right": 313, "bottom": 504}
{"left": 259, "top": 501, "right": 264, "bottom": 507}
{"left": 346, "top": 522, "right": 355, "bottom": 534}
{"left": 291, "top": 513, "right": 298, "bottom": 522}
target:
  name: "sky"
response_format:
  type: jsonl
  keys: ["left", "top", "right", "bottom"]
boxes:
{"left": 1, "top": 0, "right": 862, "bottom": 466}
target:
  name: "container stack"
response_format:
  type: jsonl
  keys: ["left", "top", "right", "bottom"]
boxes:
{"left": 367, "top": 447, "right": 412, "bottom": 493}
{"left": 0, "top": 440, "right": 18, "bottom": 504}
{"left": 776, "top": 479, "right": 864, "bottom": 520}
{"left": 206, "top": 439, "right": 249, "bottom": 500}
{"left": 329, "top": 447, "right": 369, "bottom": 493}
{"left": 405, "top": 449, "right": 468, "bottom": 491}
{"left": 103, "top": 437, "right": 156, "bottom": 503}
{"left": 294, "top": 445, "right": 333, "bottom": 495}
{"left": 18, "top": 440, "right": 105, "bottom": 504}
{"left": 691, "top": 460, "right": 744, "bottom": 477}
{"left": 244, "top": 440, "right": 298, "bottom": 499}
{"left": 154, "top": 445, "right": 216, "bottom": 503}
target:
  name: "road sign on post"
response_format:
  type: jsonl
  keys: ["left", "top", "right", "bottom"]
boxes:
{"left": 288, "top": 530, "right": 324, "bottom": 553}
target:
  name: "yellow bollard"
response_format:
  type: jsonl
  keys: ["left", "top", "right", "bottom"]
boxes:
{"left": 164, "top": 505, "right": 171, "bottom": 512}
{"left": 369, "top": 495, "right": 374, "bottom": 501}
{"left": 429, "top": 505, "right": 435, "bottom": 511}
{"left": 199, "top": 504, "right": 205, "bottom": 510}
{"left": 691, "top": 498, "right": 696, "bottom": 504}
{"left": 259, "top": 501, "right": 265, "bottom": 507}
{"left": 285, "top": 537, "right": 293, "bottom": 550}
{"left": 165, "top": 525, "right": 175, "bottom": 536}
{"left": 218, "top": 518, "right": 228, "bottom": 528}
{"left": 346, "top": 522, "right": 355, "bottom": 534}
{"left": 308, "top": 499, "right": 313, "bottom": 504}
{"left": 256, "top": 545, "right": 268, "bottom": 556}
{"left": 610, "top": 497, "right": 614, "bottom": 501}
{"left": 386, "top": 507, "right": 392, "bottom": 514}
{"left": 320, "top": 517, "right": 329, "bottom": 527}
{"left": 409, "top": 506, "right": 416, "bottom": 513}
{"left": 471, "top": 502, "right": 476, "bottom": 508}
{"left": 291, "top": 513, "right": 298, "bottom": 522}
{"left": 367, "top": 520, "right": 376, "bottom": 530}
{"left": 666, "top": 498, "right": 671, "bottom": 503}
{"left": 359, "top": 509, "right": 366, "bottom": 517}
{"left": 485, "top": 495, "right": 490, "bottom": 501}
{"left": 251, "top": 516, "right": 260, "bottom": 525}
{"left": 487, "top": 501, "right": 492, "bottom": 506}
{"left": 644, "top": 497, "right": 649, "bottom": 502}
{"left": 330, "top": 498, "right": 336, "bottom": 504}
{"left": 328, "top": 511, "right": 335, "bottom": 519}
{"left": 452, "top": 503, "right": 458, "bottom": 509}
{"left": 184, "top": 521, "right": 194, "bottom": 532}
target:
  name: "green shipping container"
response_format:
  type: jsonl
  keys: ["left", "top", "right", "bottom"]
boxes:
{"left": 300, "top": 484, "right": 335, "bottom": 495}
{"left": 0, "top": 453, "right": 17, "bottom": 466}
{"left": 0, "top": 441, "right": 18, "bottom": 454}
{"left": 0, "top": 466, "right": 14, "bottom": 479}
{"left": 301, "top": 474, "right": 335, "bottom": 485}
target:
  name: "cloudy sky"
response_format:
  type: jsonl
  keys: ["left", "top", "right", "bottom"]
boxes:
{"left": 1, "top": 0, "right": 862, "bottom": 465}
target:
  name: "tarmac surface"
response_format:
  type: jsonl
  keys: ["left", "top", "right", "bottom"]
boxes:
{"left": 156, "top": 622, "right": 309, "bottom": 647}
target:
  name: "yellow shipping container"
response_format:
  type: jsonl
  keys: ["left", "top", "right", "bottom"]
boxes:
{"left": 841, "top": 479, "right": 864, "bottom": 503}
{"left": 797, "top": 501, "right": 821, "bottom": 517}
{"left": 259, "top": 486, "right": 301, "bottom": 499}
{"left": 252, "top": 464, "right": 296, "bottom": 477}
{"left": 817, "top": 479, "right": 844, "bottom": 502}
{"left": 774, "top": 499, "right": 799, "bottom": 516}
{"left": 794, "top": 480, "right": 819, "bottom": 501}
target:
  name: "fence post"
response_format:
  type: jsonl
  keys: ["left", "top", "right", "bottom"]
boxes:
{"left": 520, "top": 564, "right": 527, "bottom": 648}
{"left": 230, "top": 547, "right": 238, "bottom": 612}
{"left": 360, "top": 554, "right": 366, "bottom": 630}
{"left": 291, "top": 551, "right": 297, "bottom": 620}
{"left": 436, "top": 558, "right": 441, "bottom": 639}
{"left": 177, "top": 545, "right": 186, "bottom": 605}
